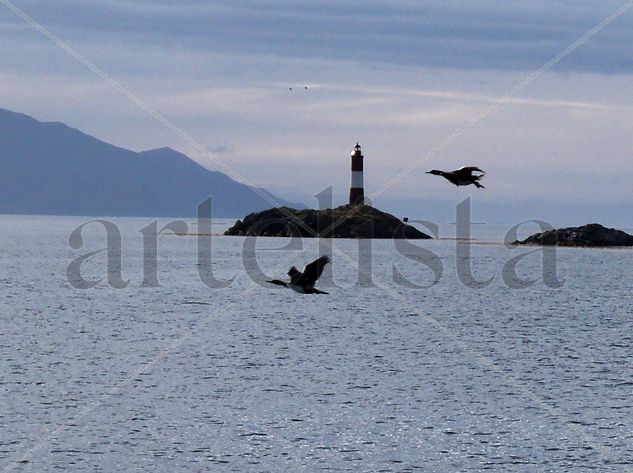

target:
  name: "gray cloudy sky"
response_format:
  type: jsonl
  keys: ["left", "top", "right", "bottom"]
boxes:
{"left": 2, "top": 0, "right": 633, "bottom": 223}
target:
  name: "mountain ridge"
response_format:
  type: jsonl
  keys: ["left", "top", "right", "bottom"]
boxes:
{"left": 0, "top": 107, "right": 303, "bottom": 217}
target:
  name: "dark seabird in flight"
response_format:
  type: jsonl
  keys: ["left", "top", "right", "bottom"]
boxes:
{"left": 426, "top": 166, "right": 485, "bottom": 188}
{"left": 267, "top": 256, "right": 330, "bottom": 294}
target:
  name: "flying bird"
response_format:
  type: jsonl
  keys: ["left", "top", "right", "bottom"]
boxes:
{"left": 267, "top": 256, "right": 330, "bottom": 294}
{"left": 426, "top": 166, "right": 486, "bottom": 188}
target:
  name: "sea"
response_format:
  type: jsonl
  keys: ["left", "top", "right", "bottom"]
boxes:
{"left": 1, "top": 214, "right": 632, "bottom": 472}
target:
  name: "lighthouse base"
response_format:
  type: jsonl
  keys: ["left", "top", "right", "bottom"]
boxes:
{"left": 349, "top": 188, "right": 364, "bottom": 205}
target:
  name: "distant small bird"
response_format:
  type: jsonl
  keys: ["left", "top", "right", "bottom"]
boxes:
{"left": 304, "top": 86, "right": 308, "bottom": 89}
{"left": 426, "top": 166, "right": 485, "bottom": 188}
{"left": 289, "top": 87, "right": 293, "bottom": 91}
{"left": 267, "top": 256, "right": 330, "bottom": 294}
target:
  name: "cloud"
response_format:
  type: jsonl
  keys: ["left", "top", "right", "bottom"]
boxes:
{"left": 205, "top": 141, "right": 236, "bottom": 154}
{"left": 3, "top": 0, "right": 633, "bottom": 73}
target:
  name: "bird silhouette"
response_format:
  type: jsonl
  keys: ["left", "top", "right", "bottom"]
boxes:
{"left": 426, "top": 166, "right": 485, "bottom": 188}
{"left": 267, "top": 256, "right": 330, "bottom": 294}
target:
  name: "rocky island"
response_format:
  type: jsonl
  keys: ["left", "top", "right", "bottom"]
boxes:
{"left": 224, "top": 205, "right": 432, "bottom": 239}
{"left": 513, "top": 223, "right": 633, "bottom": 247}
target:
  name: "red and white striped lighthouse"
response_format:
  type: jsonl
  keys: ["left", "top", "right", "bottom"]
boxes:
{"left": 349, "top": 143, "right": 364, "bottom": 205}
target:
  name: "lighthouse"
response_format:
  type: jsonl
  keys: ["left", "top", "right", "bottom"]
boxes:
{"left": 349, "top": 143, "right": 364, "bottom": 205}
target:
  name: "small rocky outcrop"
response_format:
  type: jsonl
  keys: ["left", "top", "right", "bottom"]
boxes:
{"left": 513, "top": 223, "right": 633, "bottom": 247}
{"left": 224, "top": 205, "right": 432, "bottom": 239}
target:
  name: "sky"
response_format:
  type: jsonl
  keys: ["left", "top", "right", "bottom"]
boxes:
{"left": 1, "top": 0, "right": 633, "bottom": 224}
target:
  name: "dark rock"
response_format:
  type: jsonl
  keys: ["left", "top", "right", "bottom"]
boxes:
{"left": 513, "top": 223, "right": 633, "bottom": 247}
{"left": 224, "top": 205, "right": 432, "bottom": 239}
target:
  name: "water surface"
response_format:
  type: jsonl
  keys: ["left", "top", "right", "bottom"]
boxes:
{"left": 1, "top": 215, "right": 632, "bottom": 472}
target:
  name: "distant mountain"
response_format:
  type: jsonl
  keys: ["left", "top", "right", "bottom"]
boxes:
{"left": 0, "top": 107, "right": 303, "bottom": 217}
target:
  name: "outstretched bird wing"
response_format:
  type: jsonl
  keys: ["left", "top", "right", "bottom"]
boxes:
{"left": 299, "top": 256, "right": 330, "bottom": 285}
{"left": 267, "top": 279, "right": 288, "bottom": 287}
{"left": 455, "top": 166, "right": 485, "bottom": 176}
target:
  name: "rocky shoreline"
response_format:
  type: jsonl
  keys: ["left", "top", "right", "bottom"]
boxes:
{"left": 513, "top": 223, "right": 633, "bottom": 247}
{"left": 224, "top": 205, "right": 432, "bottom": 239}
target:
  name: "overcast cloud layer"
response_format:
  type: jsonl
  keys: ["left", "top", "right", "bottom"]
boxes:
{"left": 3, "top": 1, "right": 633, "bottom": 73}
{"left": 1, "top": 0, "right": 633, "bottom": 224}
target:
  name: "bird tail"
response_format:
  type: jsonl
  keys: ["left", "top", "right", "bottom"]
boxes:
{"left": 310, "top": 288, "right": 329, "bottom": 295}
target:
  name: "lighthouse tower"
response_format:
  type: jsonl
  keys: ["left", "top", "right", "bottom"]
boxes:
{"left": 349, "top": 143, "right": 364, "bottom": 205}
